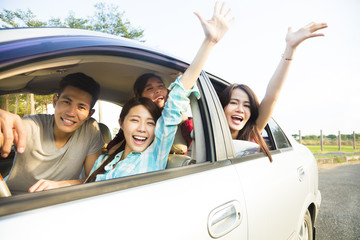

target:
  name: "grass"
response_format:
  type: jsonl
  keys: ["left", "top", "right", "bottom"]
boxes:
{"left": 306, "top": 145, "right": 357, "bottom": 154}
{"left": 302, "top": 144, "right": 360, "bottom": 163}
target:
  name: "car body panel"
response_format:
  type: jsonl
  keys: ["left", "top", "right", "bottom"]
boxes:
{"left": 1, "top": 163, "right": 247, "bottom": 240}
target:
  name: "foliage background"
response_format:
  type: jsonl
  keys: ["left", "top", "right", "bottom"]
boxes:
{"left": 0, "top": 2, "right": 144, "bottom": 116}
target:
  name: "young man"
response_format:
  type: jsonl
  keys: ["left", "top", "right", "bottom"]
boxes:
{"left": 0, "top": 72, "right": 104, "bottom": 193}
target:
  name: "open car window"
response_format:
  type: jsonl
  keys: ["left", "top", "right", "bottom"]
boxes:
{"left": 0, "top": 30, "right": 220, "bottom": 217}
{"left": 206, "top": 72, "right": 292, "bottom": 159}
{"left": 267, "top": 118, "right": 292, "bottom": 150}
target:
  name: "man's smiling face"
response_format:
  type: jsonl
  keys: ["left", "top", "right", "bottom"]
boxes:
{"left": 53, "top": 85, "right": 93, "bottom": 138}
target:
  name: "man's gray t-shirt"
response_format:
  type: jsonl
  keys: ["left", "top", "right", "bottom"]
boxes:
{"left": 6, "top": 114, "right": 105, "bottom": 192}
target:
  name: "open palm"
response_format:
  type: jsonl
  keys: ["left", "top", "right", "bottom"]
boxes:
{"left": 286, "top": 22, "right": 328, "bottom": 49}
{"left": 194, "top": 2, "right": 235, "bottom": 43}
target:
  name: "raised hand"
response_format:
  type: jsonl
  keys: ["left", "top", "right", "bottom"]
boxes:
{"left": 194, "top": 1, "right": 235, "bottom": 44}
{"left": 180, "top": 1, "right": 234, "bottom": 90}
{"left": 286, "top": 22, "right": 328, "bottom": 49}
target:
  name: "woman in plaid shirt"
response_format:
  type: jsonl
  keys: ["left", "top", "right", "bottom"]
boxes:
{"left": 86, "top": 2, "right": 234, "bottom": 182}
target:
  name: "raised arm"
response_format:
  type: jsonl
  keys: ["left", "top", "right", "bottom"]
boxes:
{"left": 256, "top": 22, "right": 328, "bottom": 132}
{"left": 180, "top": 1, "right": 234, "bottom": 90}
{"left": 0, "top": 109, "right": 26, "bottom": 158}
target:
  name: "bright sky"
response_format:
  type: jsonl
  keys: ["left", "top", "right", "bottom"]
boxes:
{"left": 1, "top": 0, "right": 360, "bottom": 136}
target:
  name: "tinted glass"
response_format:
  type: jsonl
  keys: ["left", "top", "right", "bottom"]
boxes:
{"left": 268, "top": 119, "right": 291, "bottom": 149}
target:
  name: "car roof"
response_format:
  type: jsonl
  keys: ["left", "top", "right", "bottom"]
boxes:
{"left": 0, "top": 27, "right": 229, "bottom": 105}
{"left": 0, "top": 28, "right": 190, "bottom": 105}
{"left": 0, "top": 27, "right": 150, "bottom": 51}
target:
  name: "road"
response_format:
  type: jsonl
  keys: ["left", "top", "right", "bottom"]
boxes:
{"left": 316, "top": 162, "right": 360, "bottom": 240}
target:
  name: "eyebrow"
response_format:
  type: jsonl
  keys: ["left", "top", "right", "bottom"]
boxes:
{"left": 60, "top": 95, "right": 73, "bottom": 102}
{"left": 129, "top": 114, "right": 154, "bottom": 121}
{"left": 60, "top": 95, "right": 90, "bottom": 108}
{"left": 230, "top": 98, "right": 250, "bottom": 104}
{"left": 145, "top": 81, "right": 165, "bottom": 88}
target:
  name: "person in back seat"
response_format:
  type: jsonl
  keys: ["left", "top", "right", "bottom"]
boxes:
{"left": 107, "top": 74, "right": 193, "bottom": 155}
{"left": 85, "top": 1, "right": 234, "bottom": 182}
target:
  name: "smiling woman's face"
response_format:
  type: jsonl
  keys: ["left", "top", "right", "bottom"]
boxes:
{"left": 224, "top": 88, "right": 251, "bottom": 139}
{"left": 141, "top": 77, "right": 168, "bottom": 108}
{"left": 121, "top": 105, "right": 156, "bottom": 157}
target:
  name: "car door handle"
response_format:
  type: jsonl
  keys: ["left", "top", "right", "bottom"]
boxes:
{"left": 297, "top": 166, "right": 305, "bottom": 182}
{"left": 207, "top": 200, "right": 242, "bottom": 238}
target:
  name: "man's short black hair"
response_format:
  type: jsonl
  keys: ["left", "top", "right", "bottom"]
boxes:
{"left": 58, "top": 73, "right": 100, "bottom": 109}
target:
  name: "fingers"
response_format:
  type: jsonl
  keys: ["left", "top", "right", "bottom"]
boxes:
{"left": 194, "top": 12, "right": 206, "bottom": 25}
{"left": 195, "top": 1, "right": 234, "bottom": 44}
{"left": 215, "top": 2, "right": 233, "bottom": 20}
{"left": 214, "top": 1, "right": 220, "bottom": 16}
{"left": 311, "top": 23, "right": 328, "bottom": 33}
{"left": 29, "top": 179, "right": 46, "bottom": 192}
{"left": 29, "top": 179, "right": 57, "bottom": 192}
{"left": 306, "top": 22, "right": 328, "bottom": 33}
{"left": 307, "top": 23, "right": 327, "bottom": 39}
{"left": 308, "top": 33, "right": 325, "bottom": 39}
{"left": 224, "top": 8, "right": 232, "bottom": 18}
{"left": 219, "top": 2, "right": 226, "bottom": 16}
{"left": 0, "top": 124, "right": 14, "bottom": 158}
{"left": 13, "top": 116, "right": 26, "bottom": 154}
{"left": 0, "top": 110, "right": 26, "bottom": 158}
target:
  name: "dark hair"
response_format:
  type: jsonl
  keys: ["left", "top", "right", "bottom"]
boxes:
{"left": 59, "top": 72, "right": 100, "bottom": 109}
{"left": 86, "top": 97, "right": 161, "bottom": 183}
{"left": 219, "top": 84, "right": 273, "bottom": 162}
{"left": 133, "top": 73, "right": 164, "bottom": 97}
{"left": 119, "top": 97, "right": 161, "bottom": 125}
{"left": 106, "top": 73, "right": 167, "bottom": 151}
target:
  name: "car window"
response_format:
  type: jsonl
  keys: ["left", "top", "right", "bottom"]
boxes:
{"left": 233, "top": 140, "right": 260, "bottom": 157}
{"left": 0, "top": 34, "right": 216, "bottom": 218}
{"left": 206, "top": 73, "right": 279, "bottom": 158}
{"left": 267, "top": 118, "right": 291, "bottom": 149}
{"left": 261, "top": 126, "right": 276, "bottom": 150}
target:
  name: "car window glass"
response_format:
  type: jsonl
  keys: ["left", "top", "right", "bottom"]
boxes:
{"left": 261, "top": 127, "right": 275, "bottom": 150}
{"left": 233, "top": 140, "right": 260, "bottom": 157}
{"left": 268, "top": 119, "right": 291, "bottom": 149}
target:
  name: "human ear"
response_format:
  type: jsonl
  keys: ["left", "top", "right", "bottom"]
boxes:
{"left": 87, "top": 109, "right": 95, "bottom": 119}
{"left": 52, "top": 94, "right": 59, "bottom": 108}
{"left": 119, "top": 119, "right": 124, "bottom": 129}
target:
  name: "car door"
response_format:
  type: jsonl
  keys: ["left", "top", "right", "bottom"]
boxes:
{"left": 0, "top": 73, "right": 248, "bottom": 240}
{"left": 230, "top": 120, "right": 309, "bottom": 239}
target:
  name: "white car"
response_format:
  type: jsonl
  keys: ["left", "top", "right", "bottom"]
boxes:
{"left": 0, "top": 28, "right": 321, "bottom": 240}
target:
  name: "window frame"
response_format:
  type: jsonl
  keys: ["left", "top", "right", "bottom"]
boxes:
{"left": 0, "top": 57, "right": 231, "bottom": 218}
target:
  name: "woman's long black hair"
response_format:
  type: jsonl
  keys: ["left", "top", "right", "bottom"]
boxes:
{"left": 219, "top": 84, "right": 273, "bottom": 162}
{"left": 86, "top": 97, "right": 161, "bottom": 183}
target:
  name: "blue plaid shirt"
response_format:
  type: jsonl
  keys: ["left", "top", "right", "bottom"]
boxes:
{"left": 91, "top": 77, "right": 200, "bottom": 181}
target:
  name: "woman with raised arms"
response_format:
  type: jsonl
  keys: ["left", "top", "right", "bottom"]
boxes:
{"left": 86, "top": 2, "right": 234, "bottom": 182}
{"left": 219, "top": 22, "right": 328, "bottom": 161}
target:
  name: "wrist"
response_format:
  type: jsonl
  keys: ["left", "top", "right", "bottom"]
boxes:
{"left": 203, "top": 37, "right": 218, "bottom": 46}
{"left": 282, "top": 45, "right": 295, "bottom": 61}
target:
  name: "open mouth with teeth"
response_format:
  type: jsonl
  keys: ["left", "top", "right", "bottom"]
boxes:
{"left": 231, "top": 115, "right": 244, "bottom": 124}
{"left": 133, "top": 135, "right": 148, "bottom": 145}
{"left": 61, "top": 117, "right": 76, "bottom": 126}
{"left": 153, "top": 96, "right": 164, "bottom": 103}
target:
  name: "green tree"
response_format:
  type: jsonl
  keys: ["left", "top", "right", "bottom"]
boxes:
{"left": 0, "top": 9, "right": 47, "bottom": 27}
{"left": 303, "top": 135, "right": 319, "bottom": 140}
{"left": 90, "top": 3, "right": 144, "bottom": 40}
{"left": 0, "top": 2, "right": 145, "bottom": 115}
{"left": 0, "top": 3, "right": 144, "bottom": 40}
{"left": 326, "top": 134, "right": 337, "bottom": 140}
